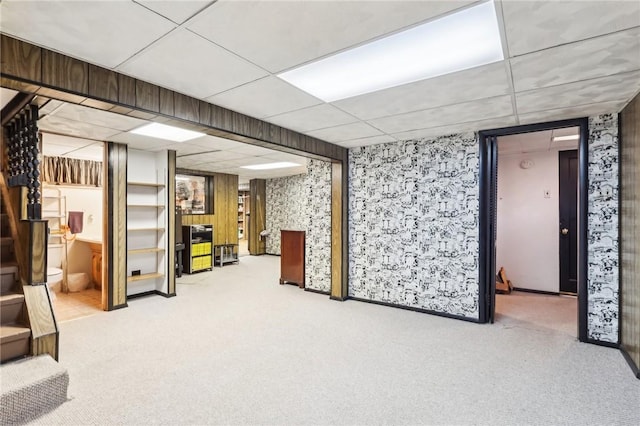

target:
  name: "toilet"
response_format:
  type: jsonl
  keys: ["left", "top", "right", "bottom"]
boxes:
{"left": 46, "top": 267, "right": 63, "bottom": 293}
{"left": 47, "top": 244, "right": 64, "bottom": 295}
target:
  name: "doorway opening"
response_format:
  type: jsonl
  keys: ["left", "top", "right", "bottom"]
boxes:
{"left": 40, "top": 131, "right": 105, "bottom": 322}
{"left": 479, "top": 118, "right": 589, "bottom": 341}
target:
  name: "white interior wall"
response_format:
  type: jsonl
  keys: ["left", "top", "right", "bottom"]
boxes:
{"left": 496, "top": 149, "right": 564, "bottom": 292}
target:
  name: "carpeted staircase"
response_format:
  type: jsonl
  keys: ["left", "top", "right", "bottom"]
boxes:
{"left": 0, "top": 207, "right": 30, "bottom": 363}
{"left": 1, "top": 190, "right": 69, "bottom": 423}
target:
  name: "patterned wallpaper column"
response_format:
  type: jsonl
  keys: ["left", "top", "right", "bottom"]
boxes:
{"left": 265, "top": 159, "right": 332, "bottom": 293}
{"left": 587, "top": 114, "right": 619, "bottom": 343}
{"left": 349, "top": 134, "right": 480, "bottom": 319}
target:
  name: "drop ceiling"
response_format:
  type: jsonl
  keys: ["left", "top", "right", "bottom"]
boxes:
{"left": 1, "top": 0, "right": 639, "bottom": 148}
{"left": 498, "top": 127, "right": 579, "bottom": 155}
{"left": 5, "top": 90, "right": 308, "bottom": 183}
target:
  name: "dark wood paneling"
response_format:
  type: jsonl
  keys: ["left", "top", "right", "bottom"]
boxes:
{"left": 174, "top": 92, "right": 199, "bottom": 122}
{"left": 167, "top": 150, "right": 176, "bottom": 296}
{"left": 249, "top": 179, "right": 266, "bottom": 255}
{"left": 330, "top": 162, "right": 347, "bottom": 300}
{"left": 118, "top": 74, "right": 136, "bottom": 106}
{"left": 226, "top": 174, "right": 239, "bottom": 245}
{"left": 199, "top": 101, "right": 211, "bottom": 127}
{"left": 106, "top": 143, "right": 128, "bottom": 310}
{"left": 621, "top": 93, "right": 640, "bottom": 375}
{"left": 30, "top": 220, "right": 47, "bottom": 284}
{"left": 136, "top": 80, "right": 160, "bottom": 113}
{"left": 42, "top": 50, "right": 88, "bottom": 95}
{"left": 0, "top": 35, "right": 41, "bottom": 82}
{"left": 88, "top": 64, "right": 118, "bottom": 103}
{"left": 159, "top": 88, "right": 174, "bottom": 116}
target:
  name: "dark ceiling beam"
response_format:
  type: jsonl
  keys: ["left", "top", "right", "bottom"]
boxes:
{"left": 0, "top": 34, "right": 347, "bottom": 163}
{"left": 1, "top": 91, "right": 35, "bottom": 127}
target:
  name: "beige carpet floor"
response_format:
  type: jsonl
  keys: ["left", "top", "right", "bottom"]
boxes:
{"left": 32, "top": 255, "right": 639, "bottom": 425}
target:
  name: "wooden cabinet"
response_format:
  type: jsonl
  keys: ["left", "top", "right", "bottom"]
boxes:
{"left": 279, "top": 230, "right": 305, "bottom": 288}
{"left": 183, "top": 225, "right": 213, "bottom": 273}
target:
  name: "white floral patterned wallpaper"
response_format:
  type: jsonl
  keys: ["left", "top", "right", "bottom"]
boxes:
{"left": 266, "top": 159, "right": 332, "bottom": 293}
{"left": 349, "top": 133, "right": 481, "bottom": 319}
{"left": 587, "top": 114, "right": 619, "bottom": 343}
{"left": 348, "top": 114, "right": 620, "bottom": 342}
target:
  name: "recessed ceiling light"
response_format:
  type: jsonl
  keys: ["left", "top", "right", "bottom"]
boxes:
{"left": 277, "top": 1, "right": 504, "bottom": 102}
{"left": 130, "top": 122, "right": 205, "bottom": 142}
{"left": 553, "top": 135, "right": 580, "bottom": 142}
{"left": 240, "top": 162, "right": 301, "bottom": 170}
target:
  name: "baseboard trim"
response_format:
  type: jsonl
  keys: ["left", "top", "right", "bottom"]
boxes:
{"left": 349, "top": 297, "right": 480, "bottom": 323}
{"left": 512, "top": 287, "right": 561, "bottom": 296}
{"left": 584, "top": 337, "right": 619, "bottom": 349}
{"left": 127, "top": 290, "right": 175, "bottom": 300}
{"left": 329, "top": 295, "right": 347, "bottom": 302}
{"left": 304, "top": 288, "right": 330, "bottom": 296}
{"left": 109, "top": 302, "right": 128, "bottom": 311}
{"left": 620, "top": 346, "right": 640, "bottom": 379}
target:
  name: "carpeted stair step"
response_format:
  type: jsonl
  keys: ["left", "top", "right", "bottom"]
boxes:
{"left": 0, "top": 325, "right": 30, "bottom": 363}
{"left": 0, "top": 355, "right": 69, "bottom": 424}
{"left": 0, "top": 213, "right": 9, "bottom": 236}
{"left": 0, "top": 237, "right": 14, "bottom": 262}
{"left": 0, "top": 263, "right": 18, "bottom": 295}
{"left": 0, "top": 293, "right": 25, "bottom": 324}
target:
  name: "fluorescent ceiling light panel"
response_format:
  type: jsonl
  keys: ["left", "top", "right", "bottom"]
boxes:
{"left": 241, "top": 162, "right": 301, "bottom": 170}
{"left": 553, "top": 135, "right": 580, "bottom": 142}
{"left": 277, "top": 1, "right": 504, "bottom": 102}
{"left": 130, "top": 123, "right": 205, "bottom": 142}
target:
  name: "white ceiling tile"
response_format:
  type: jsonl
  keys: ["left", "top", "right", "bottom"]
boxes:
{"left": 510, "top": 28, "right": 640, "bottom": 92}
{"left": 39, "top": 99, "right": 65, "bottom": 116}
{"left": 0, "top": 88, "right": 18, "bottom": 110}
{"left": 261, "top": 152, "right": 310, "bottom": 163}
{"left": 228, "top": 144, "right": 280, "bottom": 156}
{"left": 118, "top": 29, "right": 268, "bottom": 99}
{"left": 391, "top": 116, "right": 517, "bottom": 141}
{"left": 50, "top": 103, "right": 146, "bottom": 131}
{"left": 187, "top": 135, "right": 248, "bottom": 150}
{"left": 266, "top": 104, "right": 358, "bottom": 133}
{"left": 518, "top": 100, "right": 627, "bottom": 125}
{"left": 206, "top": 76, "right": 322, "bottom": 119}
{"left": 333, "top": 62, "right": 511, "bottom": 120}
{"left": 134, "top": 0, "right": 215, "bottom": 24}
{"left": 63, "top": 144, "right": 105, "bottom": 162}
{"left": 498, "top": 131, "right": 552, "bottom": 151}
{"left": 38, "top": 116, "right": 121, "bottom": 141}
{"left": 369, "top": 96, "right": 513, "bottom": 134}
{"left": 503, "top": 1, "right": 640, "bottom": 56}
{"left": 0, "top": 1, "right": 176, "bottom": 68}
{"left": 335, "top": 135, "right": 397, "bottom": 148}
{"left": 551, "top": 127, "right": 580, "bottom": 138}
{"left": 42, "top": 133, "right": 95, "bottom": 149}
{"left": 186, "top": 150, "right": 248, "bottom": 163}
{"left": 171, "top": 143, "right": 216, "bottom": 156}
{"left": 516, "top": 71, "right": 640, "bottom": 115}
{"left": 306, "top": 122, "right": 382, "bottom": 143}
{"left": 187, "top": 0, "right": 474, "bottom": 73}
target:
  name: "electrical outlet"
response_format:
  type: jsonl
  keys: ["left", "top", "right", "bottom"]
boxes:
{"left": 544, "top": 190, "right": 551, "bottom": 198}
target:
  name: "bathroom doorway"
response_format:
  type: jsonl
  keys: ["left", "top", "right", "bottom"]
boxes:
{"left": 41, "top": 132, "right": 106, "bottom": 321}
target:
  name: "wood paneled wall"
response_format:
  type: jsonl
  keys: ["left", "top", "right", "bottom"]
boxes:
{"left": 331, "top": 162, "right": 348, "bottom": 300}
{"left": 167, "top": 150, "right": 176, "bottom": 296}
{"left": 249, "top": 179, "right": 266, "bottom": 255}
{"left": 179, "top": 171, "right": 238, "bottom": 246}
{"left": 621, "top": 93, "right": 640, "bottom": 378}
{"left": 105, "top": 143, "right": 127, "bottom": 310}
{"left": 0, "top": 35, "right": 346, "bottom": 162}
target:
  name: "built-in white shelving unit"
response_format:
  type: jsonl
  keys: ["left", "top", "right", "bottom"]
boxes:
{"left": 126, "top": 149, "right": 170, "bottom": 297}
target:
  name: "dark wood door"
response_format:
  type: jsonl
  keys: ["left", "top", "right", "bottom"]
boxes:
{"left": 559, "top": 150, "right": 578, "bottom": 294}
